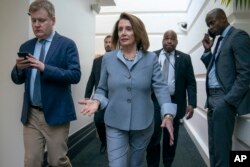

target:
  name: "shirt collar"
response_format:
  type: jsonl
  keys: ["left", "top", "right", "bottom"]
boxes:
{"left": 221, "top": 25, "right": 231, "bottom": 38}
{"left": 38, "top": 31, "right": 55, "bottom": 42}
{"left": 161, "top": 49, "right": 175, "bottom": 57}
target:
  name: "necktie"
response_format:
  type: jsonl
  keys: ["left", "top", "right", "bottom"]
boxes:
{"left": 162, "top": 53, "right": 169, "bottom": 82}
{"left": 32, "top": 40, "right": 46, "bottom": 106}
{"left": 213, "top": 36, "right": 223, "bottom": 57}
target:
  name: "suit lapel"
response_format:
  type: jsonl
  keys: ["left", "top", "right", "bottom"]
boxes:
{"left": 174, "top": 51, "right": 180, "bottom": 81}
{"left": 155, "top": 49, "right": 162, "bottom": 57}
{"left": 154, "top": 49, "right": 180, "bottom": 80}
{"left": 215, "top": 27, "right": 234, "bottom": 61}
{"left": 44, "top": 32, "right": 60, "bottom": 63}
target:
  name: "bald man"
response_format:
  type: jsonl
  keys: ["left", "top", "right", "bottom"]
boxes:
{"left": 201, "top": 8, "right": 250, "bottom": 167}
{"left": 147, "top": 30, "right": 197, "bottom": 167}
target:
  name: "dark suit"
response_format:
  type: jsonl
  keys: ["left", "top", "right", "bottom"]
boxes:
{"left": 147, "top": 49, "right": 197, "bottom": 167}
{"left": 85, "top": 56, "right": 106, "bottom": 147}
{"left": 11, "top": 32, "right": 81, "bottom": 125}
{"left": 201, "top": 26, "right": 250, "bottom": 167}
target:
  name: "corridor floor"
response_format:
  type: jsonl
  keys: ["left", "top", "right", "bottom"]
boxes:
{"left": 71, "top": 123, "right": 207, "bottom": 167}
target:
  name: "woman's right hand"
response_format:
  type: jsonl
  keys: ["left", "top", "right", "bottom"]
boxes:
{"left": 78, "top": 98, "right": 100, "bottom": 116}
{"left": 161, "top": 115, "right": 174, "bottom": 146}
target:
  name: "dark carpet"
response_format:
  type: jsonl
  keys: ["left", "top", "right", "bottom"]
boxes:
{"left": 71, "top": 124, "right": 207, "bottom": 167}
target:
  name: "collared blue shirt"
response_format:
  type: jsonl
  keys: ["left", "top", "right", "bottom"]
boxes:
{"left": 30, "top": 31, "right": 55, "bottom": 104}
{"left": 208, "top": 25, "right": 231, "bottom": 88}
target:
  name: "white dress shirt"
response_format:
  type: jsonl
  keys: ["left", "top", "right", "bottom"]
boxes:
{"left": 159, "top": 50, "right": 175, "bottom": 95}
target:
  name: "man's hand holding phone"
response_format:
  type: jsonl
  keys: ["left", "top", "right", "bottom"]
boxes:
{"left": 16, "top": 52, "right": 45, "bottom": 72}
{"left": 202, "top": 30, "right": 215, "bottom": 52}
{"left": 16, "top": 52, "right": 32, "bottom": 70}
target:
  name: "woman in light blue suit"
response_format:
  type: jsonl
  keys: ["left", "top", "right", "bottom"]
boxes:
{"left": 79, "top": 13, "right": 176, "bottom": 167}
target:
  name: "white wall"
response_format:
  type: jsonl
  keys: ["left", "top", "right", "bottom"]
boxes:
{"left": 95, "top": 0, "right": 190, "bottom": 54}
{"left": 0, "top": 1, "right": 30, "bottom": 166}
{"left": 0, "top": 0, "right": 95, "bottom": 166}
{"left": 96, "top": 12, "right": 187, "bottom": 53}
{"left": 184, "top": 0, "right": 250, "bottom": 166}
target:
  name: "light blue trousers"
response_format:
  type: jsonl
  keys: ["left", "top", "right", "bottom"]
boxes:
{"left": 106, "top": 122, "right": 154, "bottom": 167}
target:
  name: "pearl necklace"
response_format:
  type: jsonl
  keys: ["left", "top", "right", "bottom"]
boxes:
{"left": 123, "top": 51, "right": 138, "bottom": 61}
{"left": 123, "top": 55, "right": 136, "bottom": 61}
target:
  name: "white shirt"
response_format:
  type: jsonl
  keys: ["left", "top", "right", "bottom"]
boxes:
{"left": 159, "top": 50, "right": 175, "bottom": 95}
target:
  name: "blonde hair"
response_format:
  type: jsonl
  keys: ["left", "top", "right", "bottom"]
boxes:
{"left": 29, "top": 0, "right": 55, "bottom": 18}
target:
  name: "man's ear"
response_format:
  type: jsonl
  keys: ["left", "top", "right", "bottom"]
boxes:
{"left": 52, "top": 16, "right": 56, "bottom": 25}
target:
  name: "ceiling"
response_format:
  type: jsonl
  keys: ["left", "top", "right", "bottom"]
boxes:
{"left": 99, "top": 0, "right": 116, "bottom": 6}
{"left": 99, "top": 0, "right": 191, "bottom": 13}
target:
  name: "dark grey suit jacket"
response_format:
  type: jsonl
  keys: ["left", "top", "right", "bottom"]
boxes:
{"left": 85, "top": 56, "right": 103, "bottom": 97}
{"left": 152, "top": 49, "right": 197, "bottom": 119}
{"left": 201, "top": 26, "right": 250, "bottom": 115}
{"left": 85, "top": 56, "right": 105, "bottom": 123}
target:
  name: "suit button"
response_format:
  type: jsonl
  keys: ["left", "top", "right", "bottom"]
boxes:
{"left": 127, "top": 87, "right": 131, "bottom": 91}
{"left": 128, "top": 75, "right": 131, "bottom": 79}
{"left": 127, "top": 99, "right": 131, "bottom": 103}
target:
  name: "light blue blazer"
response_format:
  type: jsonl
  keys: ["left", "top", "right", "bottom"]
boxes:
{"left": 93, "top": 49, "right": 176, "bottom": 131}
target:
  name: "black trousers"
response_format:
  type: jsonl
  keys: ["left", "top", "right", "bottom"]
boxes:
{"left": 94, "top": 109, "right": 107, "bottom": 146}
{"left": 146, "top": 108, "right": 162, "bottom": 167}
{"left": 162, "top": 118, "right": 180, "bottom": 167}
{"left": 95, "top": 122, "right": 107, "bottom": 146}
{"left": 147, "top": 96, "right": 179, "bottom": 167}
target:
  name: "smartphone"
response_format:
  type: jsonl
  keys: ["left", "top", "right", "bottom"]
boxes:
{"left": 208, "top": 30, "right": 216, "bottom": 39}
{"left": 17, "top": 52, "right": 29, "bottom": 59}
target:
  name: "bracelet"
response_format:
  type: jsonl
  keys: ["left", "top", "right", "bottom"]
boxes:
{"left": 164, "top": 114, "right": 174, "bottom": 120}
{"left": 92, "top": 99, "right": 100, "bottom": 105}
{"left": 92, "top": 99, "right": 100, "bottom": 110}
